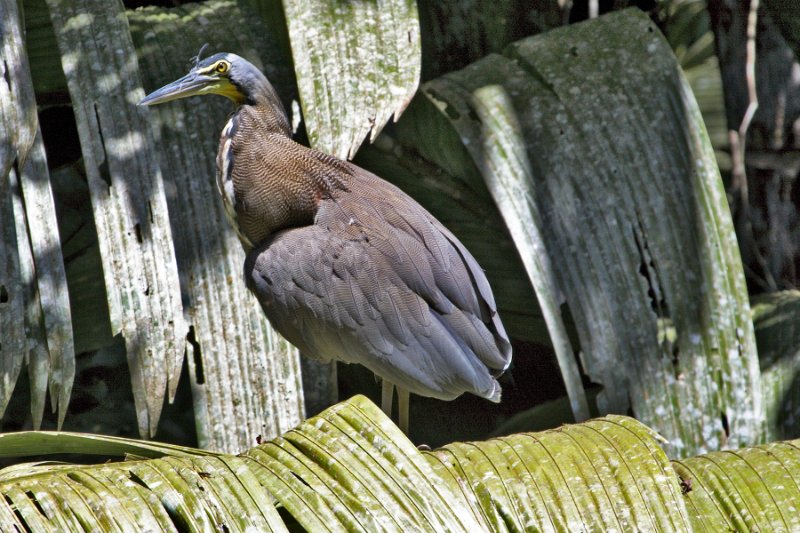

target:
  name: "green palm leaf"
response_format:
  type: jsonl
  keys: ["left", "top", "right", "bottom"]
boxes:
{"left": 2, "top": 396, "right": 799, "bottom": 531}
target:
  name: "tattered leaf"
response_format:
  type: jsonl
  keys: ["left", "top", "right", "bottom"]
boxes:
{"left": 4, "top": 396, "right": 800, "bottom": 532}
{"left": 0, "top": 0, "right": 34, "bottom": 420}
{"left": 282, "top": 0, "right": 421, "bottom": 158}
{"left": 242, "top": 395, "right": 487, "bottom": 531}
{"left": 7, "top": 165, "right": 53, "bottom": 431}
{"left": 45, "top": 0, "right": 188, "bottom": 437}
{"left": 0, "top": 396, "right": 486, "bottom": 531}
{"left": 0, "top": 430, "right": 214, "bottom": 461}
{"left": 422, "top": 8, "right": 762, "bottom": 456}
{"left": 17, "top": 134, "right": 75, "bottom": 430}
{"left": 1, "top": 0, "right": 73, "bottom": 429}
{"left": 0, "top": 0, "right": 37, "bottom": 169}
{"left": 128, "top": 0, "right": 305, "bottom": 452}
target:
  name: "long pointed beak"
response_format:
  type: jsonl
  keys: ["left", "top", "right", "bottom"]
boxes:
{"left": 138, "top": 71, "right": 217, "bottom": 106}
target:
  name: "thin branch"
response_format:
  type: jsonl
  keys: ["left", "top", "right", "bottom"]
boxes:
{"left": 741, "top": 0, "right": 760, "bottom": 137}
{"left": 731, "top": 0, "right": 759, "bottom": 206}
{"left": 730, "top": 0, "right": 777, "bottom": 290}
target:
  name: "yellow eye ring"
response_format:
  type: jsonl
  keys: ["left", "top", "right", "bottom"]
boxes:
{"left": 215, "top": 61, "right": 229, "bottom": 73}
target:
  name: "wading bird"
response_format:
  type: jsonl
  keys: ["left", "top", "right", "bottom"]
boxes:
{"left": 139, "top": 52, "right": 512, "bottom": 433}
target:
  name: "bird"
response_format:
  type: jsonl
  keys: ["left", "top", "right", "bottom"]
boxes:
{"left": 139, "top": 51, "right": 512, "bottom": 433}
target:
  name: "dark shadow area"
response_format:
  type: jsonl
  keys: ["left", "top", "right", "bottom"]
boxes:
{"left": 48, "top": 161, "right": 113, "bottom": 354}
{"left": 38, "top": 106, "right": 81, "bottom": 169}
{"left": 337, "top": 339, "right": 566, "bottom": 448}
{"left": 775, "top": 371, "right": 800, "bottom": 441}
{"left": 754, "top": 292, "right": 800, "bottom": 441}
{"left": 0, "top": 338, "right": 136, "bottom": 464}
{"left": 709, "top": 0, "right": 800, "bottom": 293}
{"left": 0, "top": 334, "right": 197, "bottom": 467}
{"left": 154, "top": 352, "right": 198, "bottom": 447}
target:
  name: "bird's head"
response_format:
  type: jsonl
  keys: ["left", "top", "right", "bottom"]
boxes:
{"left": 139, "top": 52, "right": 269, "bottom": 107}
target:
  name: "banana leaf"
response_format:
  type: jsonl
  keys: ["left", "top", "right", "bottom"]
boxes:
{"left": 2, "top": 395, "right": 798, "bottom": 531}
{"left": 1, "top": 0, "right": 35, "bottom": 423}
{"left": 0, "top": 396, "right": 483, "bottom": 531}
{"left": 4, "top": 0, "right": 309, "bottom": 450}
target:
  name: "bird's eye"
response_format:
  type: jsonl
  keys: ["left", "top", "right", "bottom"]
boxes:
{"left": 215, "top": 61, "right": 229, "bottom": 74}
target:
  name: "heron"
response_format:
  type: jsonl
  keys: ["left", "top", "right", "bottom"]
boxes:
{"left": 139, "top": 52, "right": 512, "bottom": 433}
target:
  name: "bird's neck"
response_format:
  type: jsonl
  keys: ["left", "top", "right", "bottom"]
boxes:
{"left": 244, "top": 81, "right": 291, "bottom": 136}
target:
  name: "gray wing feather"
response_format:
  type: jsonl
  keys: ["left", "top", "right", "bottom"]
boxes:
{"left": 246, "top": 223, "right": 501, "bottom": 401}
{"left": 244, "top": 164, "right": 511, "bottom": 400}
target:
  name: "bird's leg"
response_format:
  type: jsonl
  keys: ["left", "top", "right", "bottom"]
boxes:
{"left": 397, "top": 387, "right": 410, "bottom": 435}
{"left": 381, "top": 379, "right": 394, "bottom": 420}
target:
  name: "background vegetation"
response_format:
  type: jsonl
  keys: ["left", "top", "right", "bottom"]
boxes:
{"left": 1, "top": 0, "right": 798, "bottom": 464}
{"left": 2, "top": 0, "right": 800, "bottom": 529}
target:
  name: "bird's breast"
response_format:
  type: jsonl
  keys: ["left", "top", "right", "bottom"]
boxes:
{"left": 216, "top": 115, "right": 254, "bottom": 248}
{"left": 216, "top": 105, "right": 358, "bottom": 250}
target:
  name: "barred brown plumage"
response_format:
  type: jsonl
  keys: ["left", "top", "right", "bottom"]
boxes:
{"left": 140, "top": 51, "right": 512, "bottom": 433}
